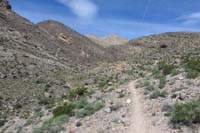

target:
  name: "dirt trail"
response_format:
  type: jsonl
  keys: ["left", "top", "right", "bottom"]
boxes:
{"left": 128, "top": 81, "right": 160, "bottom": 133}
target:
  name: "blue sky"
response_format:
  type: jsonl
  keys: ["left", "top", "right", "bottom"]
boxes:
{"left": 10, "top": 0, "right": 200, "bottom": 39}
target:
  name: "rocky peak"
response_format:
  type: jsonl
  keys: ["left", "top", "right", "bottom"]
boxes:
{"left": 0, "top": 0, "right": 12, "bottom": 10}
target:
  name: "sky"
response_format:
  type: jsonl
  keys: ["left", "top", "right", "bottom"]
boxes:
{"left": 9, "top": 0, "right": 200, "bottom": 39}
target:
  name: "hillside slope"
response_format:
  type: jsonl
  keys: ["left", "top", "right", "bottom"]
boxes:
{"left": 37, "top": 20, "right": 109, "bottom": 64}
{"left": 86, "top": 34, "right": 129, "bottom": 47}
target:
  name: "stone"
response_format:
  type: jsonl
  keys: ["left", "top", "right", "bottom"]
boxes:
{"left": 162, "top": 100, "right": 172, "bottom": 112}
{"left": 63, "top": 83, "right": 70, "bottom": 89}
{"left": 0, "top": 0, "right": 12, "bottom": 10}
{"left": 0, "top": 73, "right": 6, "bottom": 79}
{"left": 110, "top": 104, "right": 122, "bottom": 111}
{"left": 104, "top": 107, "right": 112, "bottom": 113}
{"left": 76, "top": 121, "right": 82, "bottom": 127}
{"left": 44, "top": 92, "right": 50, "bottom": 98}
{"left": 126, "top": 99, "right": 131, "bottom": 104}
{"left": 112, "top": 118, "right": 122, "bottom": 124}
{"left": 0, "top": 119, "right": 7, "bottom": 127}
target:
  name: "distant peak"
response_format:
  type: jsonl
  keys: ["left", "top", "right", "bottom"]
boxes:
{"left": 0, "top": 0, "right": 12, "bottom": 10}
{"left": 86, "top": 34, "right": 129, "bottom": 47}
{"left": 101, "top": 34, "right": 129, "bottom": 42}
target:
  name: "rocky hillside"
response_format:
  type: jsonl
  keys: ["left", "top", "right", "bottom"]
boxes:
{"left": 0, "top": 0, "right": 114, "bottom": 131}
{"left": 37, "top": 20, "right": 110, "bottom": 64}
{"left": 86, "top": 34, "right": 129, "bottom": 47}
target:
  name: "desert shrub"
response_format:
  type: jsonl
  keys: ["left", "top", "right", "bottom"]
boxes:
{"left": 53, "top": 99, "right": 104, "bottom": 118}
{"left": 186, "top": 70, "right": 199, "bottom": 79}
{"left": 75, "top": 101, "right": 104, "bottom": 118}
{"left": 74, "top": 98, "right": 88, "bottom": 109}
{"left": 53, "top": 102, "right": 76, "bottom": 117}
{"left": 33, "top": 115, "right": 69, "bottom": 133}
{"left": 98, "top": 79, "right": 109, "bottom": 88}
{"left": 38, "top": 97, "right": 55, "bottom": 107}
{"left": 136, "top": 80, "right": 151, "bottom": 88}
{"left": 152, "top": 67, "right": 161, "bottom": 79}
{"left": 68, "top": 87, "right": 89, "bottom": 99}
{"left": 184, "top": 55, "right": 200, "bottom": 71}
{"left": 34, "top": 111, "right": 44, "bottom": 118}
{"left": 145, "top": 85, "right": 155, "bottom": 91}
{"left": 184, "top": 55, "right": 200, "bottom": 79}
{"left": 158, "top": 61, "right": 175, "bottom": 75}
{"left": 158, "top": 76, "right": 166, "bottom": 89}
{"left": 170, "top": 99, "right": 200, "bottom": 126}
{"left": 150, "top": 89, "right": 167, "bottom": 99}
{"left": 33, "top": 79, "right": 45, "bottom": 84}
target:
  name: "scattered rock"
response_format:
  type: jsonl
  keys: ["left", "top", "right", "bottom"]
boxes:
{"left": 63, "top": 83, "right": 70, "bottom": 89}
{"left": 162, "top": 100, "right": 172, "bottom": 112}
{"left": 126, "top": 99, "right": 131, "bottom": 104}
{"left": 112, "top": 118, "right": 123, "bottom": 124}
{"left": 44, "top": 92, "right": 50, "bottom": 98}
{"left": 110, "top": 104, "right": 122, "bottom": 111}
{"left": 104, "top": 107, "right": 112, "bottom": 113}
{"left": 0, "top": 73, "right": 6, "bottom": 79}
{"left": 0, "top": 119, "right": 7, "bottom": 127}
{"left": 76, "top": 121, "right": 82, "bottom": 127}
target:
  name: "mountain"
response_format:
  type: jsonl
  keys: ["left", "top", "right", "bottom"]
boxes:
{"left": 37, "top": 20, "right": 109, "bottom": 63}
{"left": 86, "top": 34, "right": 129, "bottom": 47}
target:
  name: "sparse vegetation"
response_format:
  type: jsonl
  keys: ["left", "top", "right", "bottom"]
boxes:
{"left": 53, "top": 99, "right": 104, "bottom": 118}
{"left": 170, "top": 99, "right": 200, "bottom": 126}
{"left": 33, "top": 115, "right": 69, "bottom": 133}
{"left": 68, "top": 87, "right": 90, "bottom": 99}
{"left": 184, "top": 54, "right": 200, "bottom": 79}
{"left": 75, "top": 101, "right": 104, "bottom": 118}
{"left": 150, "top": 89, "right": 167, "bottom": 99}
{"left": 186, "top": 70, "right": 199, "bottom": 79}
{"left": 53, "top": 102, "right": 76, "bottom": 117}
{"left": 158, "top": 61, "right": 175, "bottom": 76}
{"left": 136, "top": 80, "right": 151, "bottom": 89}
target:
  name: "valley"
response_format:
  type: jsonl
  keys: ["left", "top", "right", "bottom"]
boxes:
{"left": 1, "top": 0, "right": 200, "bottom": 133}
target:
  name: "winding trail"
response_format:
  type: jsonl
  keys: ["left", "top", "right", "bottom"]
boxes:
{"left": 128, "top": 81, "right": 160, "bottom": 133}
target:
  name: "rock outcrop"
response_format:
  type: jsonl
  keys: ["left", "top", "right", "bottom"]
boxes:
{"left": 0, "top": 0, "right": 12, "bottom": 10}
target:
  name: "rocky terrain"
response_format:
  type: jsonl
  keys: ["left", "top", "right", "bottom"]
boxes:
{"left": 1, "top": 0, "right": 200, "bottom": 133}
{"left": 86, "top": 34, "right": 129, "bottom": 47}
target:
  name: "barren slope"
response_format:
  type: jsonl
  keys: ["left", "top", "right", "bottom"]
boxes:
{"left": 86, "top": 34, "right": 129, "bottom": 47}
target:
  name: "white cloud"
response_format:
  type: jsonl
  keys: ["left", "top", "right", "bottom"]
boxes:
{"left": 56, "top": 0, "right": 98, "bottom": 19}
{"left": 180, "top": 12, "right": 200, "bottom": 25}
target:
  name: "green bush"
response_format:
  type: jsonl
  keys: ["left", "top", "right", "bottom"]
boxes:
{"left": 33, "top": 115, "right": 69, "bottom": 133}
{"left": 186, "top": 70, "right": 199, "bottom": 79}
{"left": 38, "top": 97, "right": 55, "bottom": 106}
{"left": 53, "top": 99, "right": 104, "bottom": 118}
{"left": 98, "top": 79, "right": 108, "bottom": 88}
{"left": 53, "top": 102, "right": 76, "bottom": 117}
{"left": 136, "top": 80, "right": 151, "bottom": 88}
{"left": 74, "top": 98, "right": 88, "bottom": 109}
{"left": 158, "top": 76, "right": 166, "bottom": 89}
{"left": 170, "top": 99, "right": 200, "bottom": 126}
{"left": 158, "top": 61, "right": 175, "bottom": 75}
{"left": 184, "top": 55, "right": 200, "bottom": 79}
{"left": 150, "top": 89, "right": 167, "bottom": 99}
{"left": 184, "top": 55, "right": 200, "bottom": 71}
{"left": 75, "top": 101, "right": 104, "bottom": 118}
{"left": 68, "top": 87, "right": 88, "bottom": 99}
